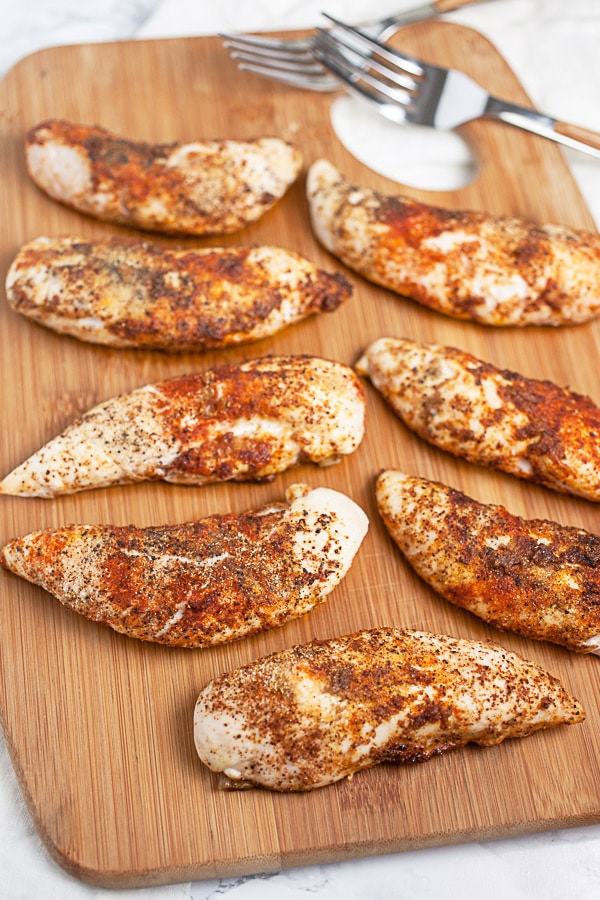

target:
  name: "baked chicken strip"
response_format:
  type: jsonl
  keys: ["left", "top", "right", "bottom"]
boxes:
{"left": 194, "top": 626, "right": 584, "bottom": 791}
{"left": 307, "top": 158, "right": 600, "bottom": 326}
{"left": 356, "top": 336, "right": 600, "bottom": 502}
{"left": 26, "top": 119, "right": 302, "bottom": 236}
{"left": 377, "top": 470, "right": 600, "bottom": 654}
{"left": 6, "top": 236, "right": 351, "bottom": 351}
{"left": 0, "top": 355, "right": 365, "bottom": 498}
{"left": 0, "top": 483, "right": 368, "bottom": 647}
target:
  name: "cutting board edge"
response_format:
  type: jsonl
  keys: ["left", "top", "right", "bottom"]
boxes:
{"left": 37, "top": 808, "right": 600, "bottom": 889}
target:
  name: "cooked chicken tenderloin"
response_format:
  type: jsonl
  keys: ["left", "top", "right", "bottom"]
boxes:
{"left": 194, "top": 626, "right": 584, "bottom": 791}
{"left": 0, "top": 484, "right": 368, "bottom": 647}
{"left": 0, "top": 355, "right": 365, "bottom": 498}
{"left": 6, "top": 237, "right": 351, "bottom": 350}
{"left": 26, "top": 119, "right": 302, "bottom": 235}
{"left": 377, "top": 470, "right": 600, "bottom": 654}
{"left": 356, "top": 336, "right": 600, "bottom": 502}
{"left": 307, "top": 158, "right": 600, "bottom": 326}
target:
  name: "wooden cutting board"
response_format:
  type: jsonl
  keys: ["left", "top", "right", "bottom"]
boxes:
{"left": 1, "top": 21, "right": 599, "bottom": 889}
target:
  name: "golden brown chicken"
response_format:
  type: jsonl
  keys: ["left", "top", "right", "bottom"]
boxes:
{"left": 26, "top": 119, "right": 302, "bottom": 235}
{"left": 307, "top": 158, "right": 600, "bottom": 326}
{"left": 0, "top": 354, "right": 365, "bottom": 498}
{"left": 6, "top": 236, "right": 351, "bottom": 350}
{"left": 377, "top": 470, "right": 600, "bottom": 653}
{"left": 0, "top": 483, "right": 368, "bottom": 647}
{"left": 193, "top": 626, "right": 584, "bottom": 791}
{"left": 356, "top": 336, "right": 600, "bottom": 502}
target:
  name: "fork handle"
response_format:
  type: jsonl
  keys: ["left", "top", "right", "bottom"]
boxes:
{"left": 433, "top": 0, "right": 489, "bottom": 10}
{"left": 482, "top": 96, "right": 600, "bottom": 161}
{"left": 492, "top": 109, "right": 600, "bottom": 161}
{"left": 554, "top": 121, "right": 600, "bottom": 155}
{"left": 371, "top": 0, "right": 498, "bottom": 37}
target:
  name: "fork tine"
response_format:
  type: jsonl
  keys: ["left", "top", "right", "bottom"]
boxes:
{"left": 235, "top": 64, "right": 337, "bottom": 92}
{"left": 232, "top": 49, "right": 330, "bottom": 83}
{"left": 220, "top": 33, "right": 312, "bottom": 53}
{"left": 220, "top": 11, "right": 427, "bottom": 96}
{"left": 314, "top": 28, "right": 420, "bottom": 93}
{"left": 220, "top": 30, "right": 339, "bottom": 91}
{"left": 229, "top": 47, "right": 339, "bottom": 92}
{"left": 228, "top": 47, "right": 320, "bottom": 69}
{"left": 320, "top": 13, "right": 425, "bottom": 78}
{"left": 312, "top": 43, "right": 413, "bottom": 123}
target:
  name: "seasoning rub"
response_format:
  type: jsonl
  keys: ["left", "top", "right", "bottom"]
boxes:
{"left": 26, "top": 119, "right": 303, "bottom": 235}
{"left": 0, "top": 484, "right": 368, "bottom": 647}
{"left": 356, "top": 336, "right": 600, "bottom": 502}
{"left": 194, "top": 627, "right": 584, "bottom": 791}
{"left": 377, "top": 470, "right": 600, "bottom": 653}
{"left": 6, "top": 237, "right": 351, "bottom": 351}
{"left": 307, "top": 158, "right": 600, "bottom": 326}
{"left": 0, "top": 355, "right": 365, "bottom": 497}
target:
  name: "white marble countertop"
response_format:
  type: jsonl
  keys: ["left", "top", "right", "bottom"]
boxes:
{"left": 2, "top": 1, "right": 600, "bottom": 898}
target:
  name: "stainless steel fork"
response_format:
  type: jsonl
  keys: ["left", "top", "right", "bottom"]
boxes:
{"left": 312, "top": 14, "right": 600, "bottom": 160}
{"left": 221, "top": 0, "right": 494, "bottom": 92}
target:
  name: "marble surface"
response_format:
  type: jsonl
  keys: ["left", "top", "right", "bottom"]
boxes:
{"left": 1, "top": 1, "right": 600, "bottom": 897}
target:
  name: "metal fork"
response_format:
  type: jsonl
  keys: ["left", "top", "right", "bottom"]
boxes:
{"left": 312, "top": 14, "right": 600, "bottom": 160}
{"left": 221, "top": 0, "right": 494, "bottom": 92}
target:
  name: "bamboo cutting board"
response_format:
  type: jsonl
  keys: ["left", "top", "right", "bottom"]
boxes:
{"left": 1, "top": 21, "right": 599, "bottom": 889}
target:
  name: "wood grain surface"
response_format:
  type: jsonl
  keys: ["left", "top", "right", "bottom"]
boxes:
{"left": 0, "top": 21, "right": 599, "bottom": 889}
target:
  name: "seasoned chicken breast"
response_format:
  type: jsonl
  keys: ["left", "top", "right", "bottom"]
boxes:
{"left": 0, "top": 355, "right": 365, "bottom": 498}
{"left": 194, "top": 626, "right": 584, "bottom": 791}
{"left": 377, "top": 470, "right": 600, "bottom": 653}
{"left": 6, "top": 236, "right": 351, "bottom": 351}
{"left": 26, "top": 119, "right": 302, "bottom": 235}
{"left": 0, "top": 483, "right": 368, "bottom": 647}
{"left": 307, "top": 158, "right": 600, "bottom": 326}
{"left": 356, "top": 336, "right": 600, "bottom": 502}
